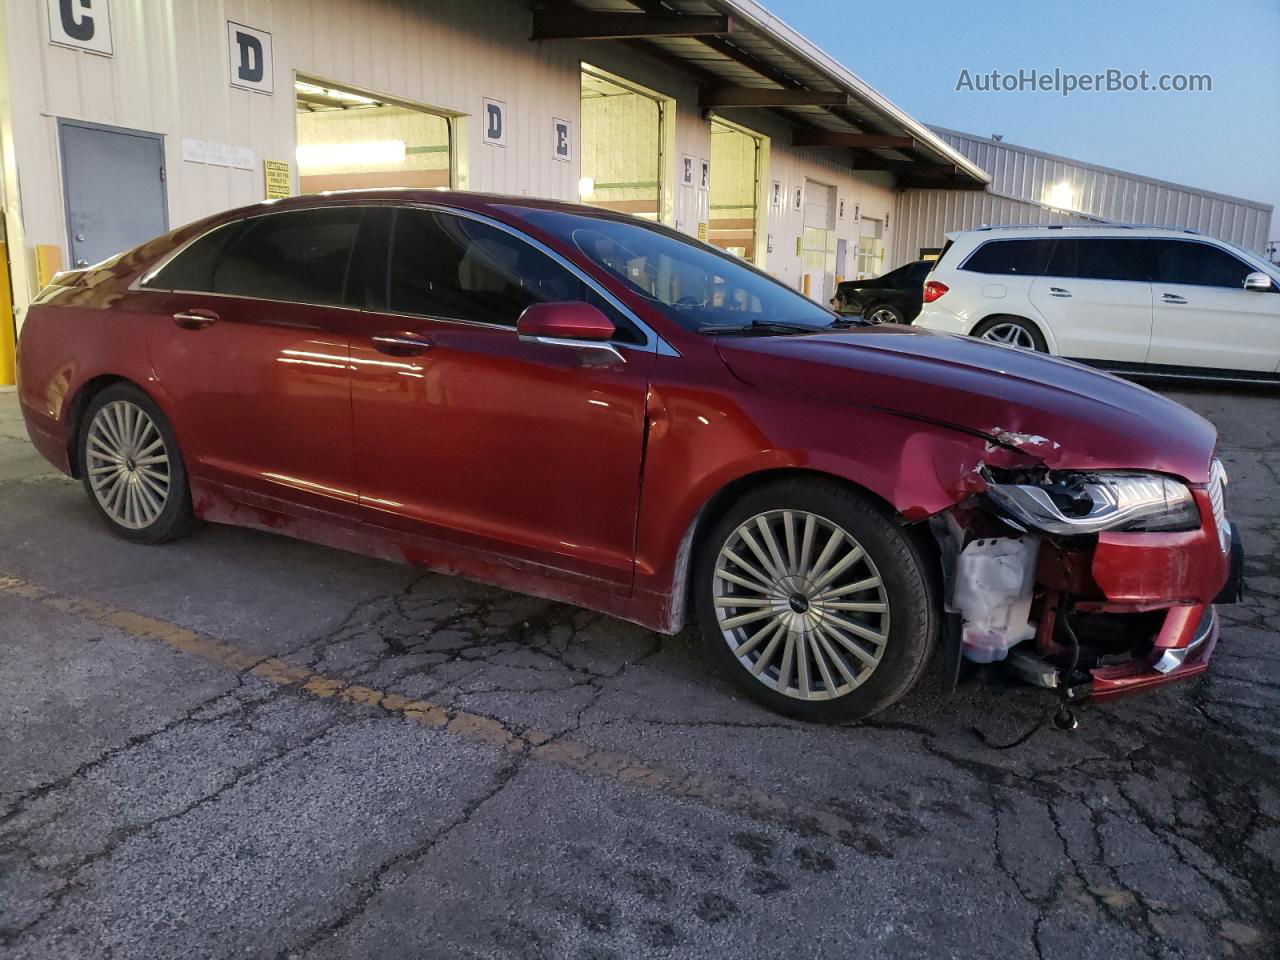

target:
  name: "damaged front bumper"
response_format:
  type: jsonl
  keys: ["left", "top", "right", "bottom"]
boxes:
{"left": 933, "top": 479, "right": 1244, "bottom": 702}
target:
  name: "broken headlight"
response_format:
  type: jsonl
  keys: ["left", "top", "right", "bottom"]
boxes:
{"left": 984, "top": 472, "right": 1200, "bottom": 536}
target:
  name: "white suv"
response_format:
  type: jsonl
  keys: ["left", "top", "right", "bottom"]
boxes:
{"left": 914, "top": 225, "right": 1280, "bottom": 380}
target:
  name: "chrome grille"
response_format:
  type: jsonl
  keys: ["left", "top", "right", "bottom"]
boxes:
{"left": 1209, "top": 458, "right": 1229, "bottom": 551}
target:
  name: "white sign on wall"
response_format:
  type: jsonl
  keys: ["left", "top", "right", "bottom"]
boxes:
{"left": 483, "top": 98, "right": 508, "bottom": 147}
{"left": 552, "top": 118, "right": 571, "bottom": 161}
{"left": 47, "top": 0, "right": 113, "bottom": 55}
{"left": 182, "top": 138, "right": 256, "bottom": 170}
{"left": 227, "top": 21, "right": 274, "bottom": 94}
{"left": 681, "top": 154, "right": 695, "bottom": 187}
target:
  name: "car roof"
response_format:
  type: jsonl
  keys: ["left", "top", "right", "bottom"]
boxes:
{"left": 949, "top": 224, "right": 1207, "bottom": 242}
{"left": 214, "top": 188, "right": 612, "bottom": 222}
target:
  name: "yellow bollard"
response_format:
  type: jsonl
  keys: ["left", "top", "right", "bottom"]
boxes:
{"left": 802, "top": 273, "right": 811, "bottom": 297}
{"left": 0, "top": 242, "right": 14, "bottom": 386}
{"left": 35, "top": 244, "right": 63, "bottom": 289}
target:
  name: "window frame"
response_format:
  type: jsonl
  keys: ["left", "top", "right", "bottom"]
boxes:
{"left": 135, "top": 201, "right": 669, "bottom": 355}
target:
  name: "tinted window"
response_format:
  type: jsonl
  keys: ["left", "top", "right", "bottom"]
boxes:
{"left": 1152, "top": 240, "right": 1255, "bottom": 288}
{"left": 209, "top": 208, "right": 365, "bottom": 305}
{"left": 1044, "top": 238, "right": 1152, "bottom": 282}
{"left": 506, "top": 206, "right": 838, "bottom": 334}
{"left": 387, "top": 209, "right": 642, "bottom": 343}
{"left": 960, "top": 239, "right": 1055, "bottom": 276}
{"left": 142, "top": 220, "right": 252, "bottom": 291}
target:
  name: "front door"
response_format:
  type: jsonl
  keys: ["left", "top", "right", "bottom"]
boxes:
{"left": 142, "top": 206, "right": 372, "bottom": 518}
{"left": 59, "top": 120, "right": 167, "bottom": 269}
{"left": 349, "top": 207, "right": 654, "bottom": 589}
{"left": 1147, "top": 239, "right": 1280, "bottom": 372}
{"left": 1028, "top": 237, "right": 1153, "bottom": 363}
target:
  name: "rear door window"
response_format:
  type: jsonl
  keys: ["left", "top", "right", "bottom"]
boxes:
{"left": 1044, "top": 238, "right": 1153, "bottom": 282}
{"left": 1151, "top": 240, "right": 1255, "bottom": 288}
{"left": 210, "top": 208, "right": 365, "bottom": 306}
{"left": 386, "top": 208, "right": 643, "bottom": 343}
{"left": 960, "top": 239, "right": 1055, "bottom": 275}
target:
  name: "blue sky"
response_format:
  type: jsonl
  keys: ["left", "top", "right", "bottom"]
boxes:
{"left": 766, "top": 0, "right": 1280, "bottom": 245}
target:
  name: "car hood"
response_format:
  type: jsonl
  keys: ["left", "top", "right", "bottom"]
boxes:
{"left": 715, "top": 325, "right": 1218, "bottom": 482}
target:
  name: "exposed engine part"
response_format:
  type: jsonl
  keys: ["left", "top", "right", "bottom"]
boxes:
{"left": 1006, "top": 649, "right": 1059, "bottom": 689}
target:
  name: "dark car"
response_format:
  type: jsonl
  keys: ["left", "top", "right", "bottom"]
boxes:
{"left": 18, "top": 191, "right": 1240, "bottom": 721}
{"left": 833, "top": 260, "right": 931, "bottom": 324}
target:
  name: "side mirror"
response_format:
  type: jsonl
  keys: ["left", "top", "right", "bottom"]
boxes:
{"left": 1244, "top": 272, "right": 1275, "bottom": 292}
{"left": 517, "top": 301, "right": 616, "bottom": 341}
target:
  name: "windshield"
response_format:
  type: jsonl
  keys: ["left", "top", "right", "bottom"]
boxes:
{"left": 504, "top": 206, "right": 839, "bottom": 334}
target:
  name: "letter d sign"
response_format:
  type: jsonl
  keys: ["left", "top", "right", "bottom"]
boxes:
{"left": 483, "top": 98, "right": 508, "bottom": 147}
{"left": 227, "top": 21, "right": 274, "bottom": 93}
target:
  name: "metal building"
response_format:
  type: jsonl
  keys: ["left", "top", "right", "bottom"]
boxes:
{"left": 893, "top": 126, "right": 1274, "bottom": 268}
{"left": 0, "top": 0, "right": 992, "bottom": 383}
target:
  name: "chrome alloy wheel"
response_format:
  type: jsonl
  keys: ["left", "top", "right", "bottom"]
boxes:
{"left": 85, "top": 400, "right": 171, "bottom": 530}
{"left": 979, "top": 321, "right": 1036, "bottom": 349}
{"left": 712, "top": 510, "right": 890, "bottom": 701}
{"left": 866, "top": 306, "right": 900, "bottom": 325}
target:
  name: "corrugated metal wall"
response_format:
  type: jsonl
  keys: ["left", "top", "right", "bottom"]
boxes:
{"left": 893, "top": 127, "right": 1273, "bottom": 268}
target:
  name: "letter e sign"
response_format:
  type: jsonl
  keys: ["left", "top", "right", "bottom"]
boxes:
{"left": 227, "top": 21, "right": 274, "bottom": 94}
{"left": 553, "top": 118, "right": 571, "bottom": 161}
{"left": 47, "top": 0, "right": 113, "bottom": 55}
{"left": 483, "top": 99, "right": 508, "bottom": 147}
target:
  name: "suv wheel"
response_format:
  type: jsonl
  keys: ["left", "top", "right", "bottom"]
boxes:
{"left": 79, "top": 384, "right": 198, "bottom": 544}
{"left": 694, "top": 480, "right": 937, "bottom": 722}
{"left": 972, "top": 315, "right": 1048, "bottom": 352}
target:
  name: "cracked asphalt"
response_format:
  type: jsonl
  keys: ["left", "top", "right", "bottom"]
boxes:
{"left": 0, "top": 383, "right": 1276, "bottom": 959}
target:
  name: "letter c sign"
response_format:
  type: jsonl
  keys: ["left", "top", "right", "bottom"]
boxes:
{"left": 47, "top": 0, "right": 114, "bottom": 55}
{"left": 227, "top": 21, "right": 274, "bottom": 94}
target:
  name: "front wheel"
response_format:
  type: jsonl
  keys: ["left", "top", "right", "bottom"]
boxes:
{"left": 694, "top": 480, "right": 937, "bottom": 722}
{"left": 79, "top": 384, "right": 198, "bottom": 544}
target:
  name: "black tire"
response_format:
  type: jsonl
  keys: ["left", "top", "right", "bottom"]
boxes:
{"left": 971, "top": 315, "right": 1048, "bottom": 352}
{"left": 78, "top": 383, "right": 198, "bottom": 544}
{"left": 694, "top": 479, "right": 937, "bottom": 722}
{"left": 863, "top": 302, "right": 906, "bottom": 325}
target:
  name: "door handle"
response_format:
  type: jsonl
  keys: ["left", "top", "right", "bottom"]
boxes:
{"left": 1162, "top": 293, "right": 1188, "bottom": 305}
{"left": 1048, "top": 287, "right": 1072, "bottom": 298}
{"left": 371, "top": 332, "right": 433, "bottom": 356}
{"left": 172, "top": 309, "right": 219, "bottom": 330}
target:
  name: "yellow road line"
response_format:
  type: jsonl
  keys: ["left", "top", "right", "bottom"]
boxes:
{"left": 0, "top": 574, "right": 861, "bottom": 841}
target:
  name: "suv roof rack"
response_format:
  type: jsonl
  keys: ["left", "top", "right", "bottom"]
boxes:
{"left": 973, "top": 223, "right": 1202, "bottom": 235}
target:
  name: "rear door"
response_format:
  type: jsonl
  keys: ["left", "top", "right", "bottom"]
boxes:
{"left": 143, "top": 206, "right": 371, "bottom": 518}
{"left": 1148, "top": 239, "right": 1280, "bottom": 372}
{"left": 348, "top": 206, "right": 655, "bottom": 589}
{"left": 1028, "top": 237, "right": 1154, "bottom": 363}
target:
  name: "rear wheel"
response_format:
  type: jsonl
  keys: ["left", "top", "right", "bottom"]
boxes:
{"left": 864, "top": 303, "right": 905, "bottom": 325}
{"left": 972, "top": 315, "right": 1047, "bottom": 352}
{"left": 694, "top": 480, "right": 936, "bottom": 722}
{"left": 79, "top": 384, "right": 197, "bottom": 544}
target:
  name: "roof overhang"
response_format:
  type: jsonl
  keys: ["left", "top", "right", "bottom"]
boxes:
{"left": 529, "top": 0, "right": 989, "bottom": 190}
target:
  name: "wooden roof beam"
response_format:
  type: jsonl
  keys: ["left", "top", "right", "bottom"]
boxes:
{"left": 532, "top": 11, "right": 733, "bottom": 41}
{"left": 700, "top": 87, "right": 850, "bottom": 108}
{"left": 793, "top": 130, "right": 916, "bottom": 150}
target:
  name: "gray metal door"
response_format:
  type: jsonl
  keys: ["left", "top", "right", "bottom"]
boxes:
{"left": 59, "top": 120, "right": 168, "bottom": 268}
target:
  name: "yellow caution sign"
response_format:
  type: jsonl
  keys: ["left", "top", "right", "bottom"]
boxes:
{"left": 697, "top": 222, "right": 707, "bottom": 242}
{"left": 264, "top": 159, "right": 292, "bottom": 200}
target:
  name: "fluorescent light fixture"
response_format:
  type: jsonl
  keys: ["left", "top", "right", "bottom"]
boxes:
{"left": 578, "top": 176, "right": 595, "bottom": 199}
{"left": 1046, "top": 181, "right": 1075, "bottom": 211}
{"left": 294, "top": 81, "right": 377, "bottom": 106}
{"left": 296, "top": 140, "right": 406, "bottom": 171}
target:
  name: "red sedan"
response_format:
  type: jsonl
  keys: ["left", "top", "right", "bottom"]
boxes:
{"left": 16, "top": 191, "right": 1242, "bottom": 720}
